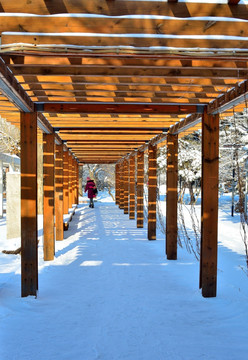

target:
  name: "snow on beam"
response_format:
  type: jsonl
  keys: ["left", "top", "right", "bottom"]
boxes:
{"left": 208, "top": 80, "right": 248, "bottom": 115}
{"left": 0, "top": 56, "right": 33, "bottom": 112}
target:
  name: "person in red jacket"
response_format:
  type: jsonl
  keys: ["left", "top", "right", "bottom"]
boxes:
{"left": 84, "top": 177, "right": 97, "bottom": 208}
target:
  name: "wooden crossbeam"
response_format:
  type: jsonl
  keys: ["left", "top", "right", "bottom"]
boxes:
{"left": 0, "top": 2, "right": 247, "bottom": 18}
{"left": 1, "top": 15, "right": 248, "bottom": 37}
{"left": 9, "top": 65, "right": 248, "bottom": 79}
{"left": 36, "top": 103, "right": 202, "bottom": 114}
{"left": 0, "top": 56, "right": 33, "bottom": 112}
{"left": 3, "top": 32, "right": 248, "bottom": 50}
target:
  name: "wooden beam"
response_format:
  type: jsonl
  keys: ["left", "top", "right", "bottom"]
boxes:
{"left": 36, "top": 103, "right": 202, "bottom": 114}
{"left": 148, "top": 143, "right": 157, "bottom": 240}
{"left": 129, "top": 155, "right": 135, "bottom": 220}
{"left": 169, "top": 113, "right": 202, "bottom": 135}
{"left": 0, "top": 57, "right": 33, "bottom": 112}
{"left": 21, "top": 112, "right": 38, "bottom": 297}
{"left": 55, "top": 144, "right": 64, "bottom": 241}
{"left": 208, "top": 80, "right": 248, "bottom": 115}
{"left": 166, "top": 134, "right": 178, "bottom": 260}
{"left": 200, "top": 110, "right": 219, "bottom": 298}
{"left": 10, "top": 64, "right": 248, "bottom": 78}
{"left": 43, "top": 133, "right": 55, "bottom": 261}
{"left": 137, "top": 150, "right": 144, "bottom": 228}
{"left": 3, "top": 33, "right": 248, "bottom": 49}
{"left": 0, "top": 1, "right": 247, "bottom": 19}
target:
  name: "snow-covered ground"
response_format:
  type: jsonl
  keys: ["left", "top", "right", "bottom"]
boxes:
{"left": 0, "top": 193, "right": 248, "bottom": 360}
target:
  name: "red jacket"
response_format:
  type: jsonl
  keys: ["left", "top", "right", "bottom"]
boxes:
{"left": 85, "top": 180, "right": 96, "bottom": 198}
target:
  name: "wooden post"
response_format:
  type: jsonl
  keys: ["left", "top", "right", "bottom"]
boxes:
{"left": 137, "top": 150, "right": 144, "bottom": 228}
{"left": 43, "top": 133, "right": 55, "bottom": 261}
{"left": 200, "top": 110, "right": 219, "bottom": 298}
{"left": 166, "top": 134, "right": 178, "bottom": 259}
{"left": 68, "top": 153, "right": 73, "bottom": 209}
{"left": 148, "top": 143, "right": 157, "bottom": 240}
{"left": 63, "top": 150, "right": 69, "bottom": 215}
{"left": 123, "top": 159, "right": 129, "bottom": 214}
{"left": 115, "top": 163, "right": 120, "bottom": 205}
{"left": 72, "top": 157, "right": 76, "bottom": 205}
{"left": 75, "top": 161, "right": 79, "bottom": 205}
{"left": 21, "top": 112, "right": 38, "bottom": 297}
{"left": 119, "top": 161, "right": 124, "bottom": 209}
{"left": 55, "top": 144, "right": 64, "bottom": 241}
{"left": 129, "top": 155, "right": 135, "bottom": 219}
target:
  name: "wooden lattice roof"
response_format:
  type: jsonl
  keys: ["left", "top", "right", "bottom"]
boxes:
{"left": 0, "top": 0, "right": 248, "bottom": 163}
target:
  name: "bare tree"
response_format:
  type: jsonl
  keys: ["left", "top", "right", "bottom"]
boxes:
{"left": 0, "top": 116, "right": 20, "bottom": 155}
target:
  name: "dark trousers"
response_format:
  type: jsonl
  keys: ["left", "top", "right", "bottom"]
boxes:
{"left": 89, "top": 198, "right": 94, "bottom": 208}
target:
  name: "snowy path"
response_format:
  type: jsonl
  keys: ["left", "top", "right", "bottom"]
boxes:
{"left": 1, "top": 200, "right": 248, "bottom": 360}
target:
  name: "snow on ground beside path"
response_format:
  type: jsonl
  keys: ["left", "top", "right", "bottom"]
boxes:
{"left": 0, "top": 193, "right": 248, "bottom": 360}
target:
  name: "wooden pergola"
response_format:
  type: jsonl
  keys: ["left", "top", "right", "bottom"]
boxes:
{"left": 0, "top": 0, "right": 248, "bottom": 298}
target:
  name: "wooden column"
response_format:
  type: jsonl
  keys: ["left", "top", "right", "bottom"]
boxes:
{"left": 129, "top": 155, "right": 135, "bottom": 219}
{"left": 137, "top": 150, "right": 144, "bottom": 228}
{"left": 63, "top": 150, "right": 69, "bottom": 215}
{"left": 119, "top": 161, "right": 124, "bottom": 209}
{"left": 148, "top": 143, "right": 157, "bottom": 240}
{"left": 21, "top": 112, "right": 38, "bottom": 297}
{"left": 55, "top": 144, "right": 64, "bottom": 241}
{"left": 200, "top": 110, "right": 219, "bottom": 298}
{"left": 43, "top": 133, "right": 55, "bottom": 261}
{"left": 115, "top": 163, "right": 120, "bottom": 205}
{"left": 166, "top": 134, "right": 178, "bottom": 259}
{"left": 68, "top": 153, "right": 73, "bottom": 209}
{"left": 72, "top": 157, "right": 76, "bottom": 205}
{"left": 75, "top": 161, "right": 79, "bottom": 205}
{"left": 123, "top": 159, "right": 129, "bottom": 214}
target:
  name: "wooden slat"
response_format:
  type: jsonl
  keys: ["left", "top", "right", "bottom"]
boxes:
{"left": 148, "top": 143, "right": 157, "bottom": 240}
{"left": 43, "top": 133, "right": 55, "bottom": 261}
{"left": 129, "top": 155, "right": 135, "bottom": 220}
{"left": 200, "top": 110, "right": 219, "bottom": 298}
{"left": 0, "top": 15, "right": 248, "bottom": 37}
{"left": 9, "top": 64, "right": 248, "bottom": 79}
{"left": 0, "top": 1, "right": 247, "bottom": 20}
{"left": 3, "top": 33, "right": 248, "bottom": 50}
{"left": 166, "top": 134, "right": 178, "bottom": 260}
{"left": 55, "top": 144, "right": 64, "bottom": 241}
{"left": 136, "top": 151, "right": 144, "bottom": 228}
{"left": 21, "top": 112, "right": 38, "bottom": 297}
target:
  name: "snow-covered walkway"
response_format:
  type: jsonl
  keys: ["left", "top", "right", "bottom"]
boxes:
{"left": 1, "top": 199, "right": 248, "bottom": 360}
